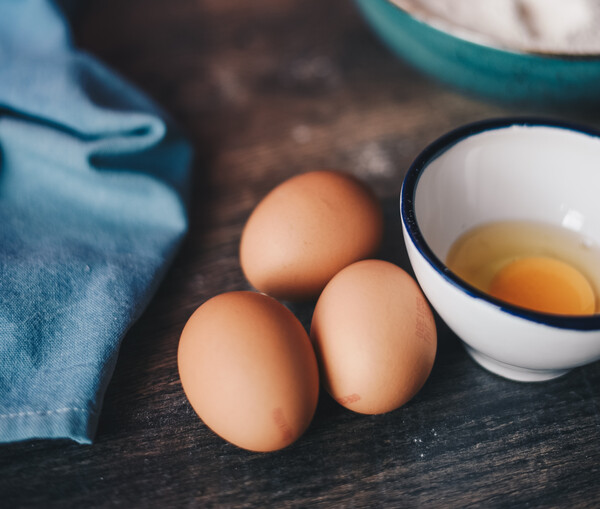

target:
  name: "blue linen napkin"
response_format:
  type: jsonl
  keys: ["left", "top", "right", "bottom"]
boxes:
{"left": 0, "top": 0, "right": 192, "bottom": 443}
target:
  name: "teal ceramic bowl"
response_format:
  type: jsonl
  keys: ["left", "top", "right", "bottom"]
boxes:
{"left": 354, "top": 0, "right": 600, "bottom": 107}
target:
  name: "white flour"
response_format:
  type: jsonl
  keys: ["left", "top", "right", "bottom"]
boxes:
{"left": 392, "top": 0, "right": 600, "bottom": 54}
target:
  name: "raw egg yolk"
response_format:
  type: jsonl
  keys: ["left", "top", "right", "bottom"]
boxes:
{"left": 489, "top": 256, "right": 596, "bottom": 315}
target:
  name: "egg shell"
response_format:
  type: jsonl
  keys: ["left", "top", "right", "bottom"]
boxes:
{"left": 310, "top": 259, "right": 437, "bottom": 415}
{"left": 178, "top": 291, "right": 319, "bottom": 452}
{"left": 240, "top": 170, "right": 384, "bottom": 301}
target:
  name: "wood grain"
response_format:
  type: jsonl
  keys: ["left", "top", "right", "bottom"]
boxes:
{"left": 2, "top": 1, "right": 600, "bottom": 507}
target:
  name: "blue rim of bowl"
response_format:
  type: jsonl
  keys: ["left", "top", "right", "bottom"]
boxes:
{"left": 401, "top": 117, "right": 600, "bottom": 331}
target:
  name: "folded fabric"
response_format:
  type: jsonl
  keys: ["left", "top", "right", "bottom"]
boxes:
{"left": 0, "top": 0, "right": 192, "bottom": 443}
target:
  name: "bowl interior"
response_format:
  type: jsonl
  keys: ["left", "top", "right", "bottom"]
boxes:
{"left": 413, "top": 123, "right": 600, "bottom": 264}
{"left": 389, "top": 0, "right": 600, "bottom": 56}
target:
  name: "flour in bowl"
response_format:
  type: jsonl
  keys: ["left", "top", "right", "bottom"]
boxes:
{"left": 391, "top": 0, "right": 600, "bottom": 54}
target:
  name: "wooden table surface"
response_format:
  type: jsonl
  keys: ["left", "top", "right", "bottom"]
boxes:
{"left": 3, "top": 1, "right": 600, "bottom": 507}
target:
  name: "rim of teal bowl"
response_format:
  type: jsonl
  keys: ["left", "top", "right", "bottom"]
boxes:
{"left": 372, "top": 0, "right": 600, "bottom": 60}
{"left": 401, "top": 117, "right": 600, "bottom": 331}
{"left": 355, "top": 0, "right": 600, "bottom": 106}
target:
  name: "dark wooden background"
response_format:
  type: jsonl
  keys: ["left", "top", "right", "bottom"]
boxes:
{"left": 2, "top": 1, "right": 600, "bottom": 507}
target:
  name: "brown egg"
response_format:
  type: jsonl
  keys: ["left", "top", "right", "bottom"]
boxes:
{"left": 310, "top": 259, "right": 437, "bottom": 415}
{"left": 240, "top": 170, "right": 383, "bottom": 301}
{"left": 178, "top": 291, "right": 319, "bottom": 452}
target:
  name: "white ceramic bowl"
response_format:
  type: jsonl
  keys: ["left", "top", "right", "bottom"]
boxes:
{"left": 400, "top": 118, "right": 600, "bottom": 382}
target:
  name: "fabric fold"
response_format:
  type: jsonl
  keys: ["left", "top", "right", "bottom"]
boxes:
{"left": 0, "top": 0, "right": 192, "bottom": 443}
